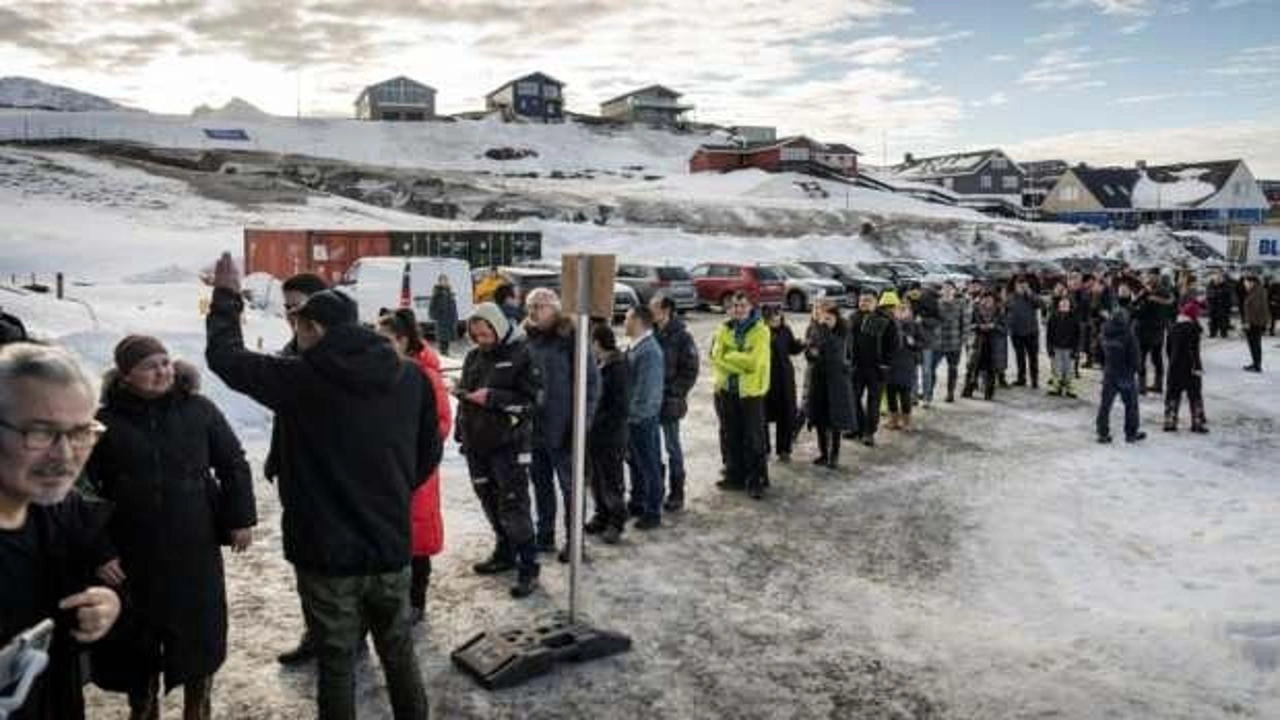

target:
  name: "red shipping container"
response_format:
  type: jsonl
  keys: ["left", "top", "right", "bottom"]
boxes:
{"left": 242, "top": 229, "right": 391, "bottom": 283}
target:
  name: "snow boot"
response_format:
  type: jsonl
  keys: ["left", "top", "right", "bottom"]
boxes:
{"left": 473, "top": 550, "right": 516, "bottom": 576}
{"left": 1163, "top": 413, "right": 1177, "bottom": 432}
{"left": 601, "top": 525, "right": 623, "bottom": 545}
{"left": 1126, "top": 431, "right": 1147, "bottom": 443}
{"left": 510, "top": 564, "right": 541, "bottom": 599}
{"left": 584, "top": 516, "right": 607, "bottom": 535}
{"left": 900, "top": 414, "right": 913, "bottom": 433}
{"left": 886, "top": 413, "right": 901, "bottom": 431}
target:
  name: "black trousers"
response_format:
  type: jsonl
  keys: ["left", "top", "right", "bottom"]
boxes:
{"left": 1097, "top": 377, "right": 1140, "bottom": 439}
{"left": 714, "top": 391, "right": 731, "bottom": 470}
{"left": 466, "top": 447, "right": 537, "bottom": 571}
{"left": 587, "top": 442, "right": 628, "bottom": 530}
{"left": 769, "top": 408, "right": 797, "bottom": 457}
{"left": 815, "top": 426, "right": 842, "bottom": 461}
{"left": 1139, "top": 338, "right": 1164, "bottom": 391}
{"left": 886, "top": 384, "right": 913, "bottom": 415}
{"left": 724, "top": 395, "right": 767, "bottom": 491}
{"left": 1209, "top": 315, "right": 1230, "bottom": 338}
{"left": 1012, "top": 334, "right": 1040, "bottom": 385}
{"left": 1246, "top": 326, "right": 1264, "bottom": 369}
{"left": 851, "top": 372, "right": 882, "bottom": 438}
{"left": 1165, "top": 375, "right": 1206, "bottom": 427}
{"left": 409, "top": 556, "right": 432, "bottom": 611}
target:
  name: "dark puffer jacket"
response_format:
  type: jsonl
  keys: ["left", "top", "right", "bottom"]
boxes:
{"left": 206, "top": 287, "right": 442, "bottom": 577}
{"left": 655, "top": 316, "right": 699, "bottom": 421}
{"left": 589, "top": 350, "right": 630, "bottom": 451}
{"left": 888, "top": 319, "right": 923, "bottom": 388}
{"left": 804, "top": 320, "right": 855, "bottom": 431}
{"left": 524, "top": 317, "right": 600, "bottom": 451}
{"left": 457, "top": 324, "right": 542, "bottom": 455}
{"left": 86, "top": 361, "right": 256, "bottom": 692}
{"left": 1100, "top": 310, "right": 1140, "bottom": 382}
{"left": 847, "top": 309, "right": 898, "bottom": 375}
{"left": 1046, "top": 311, "right": 1081, "bottom": 351}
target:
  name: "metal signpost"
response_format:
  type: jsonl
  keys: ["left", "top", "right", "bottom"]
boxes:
{"left": 452, "top": 254, "right": 631, "bottom": 690}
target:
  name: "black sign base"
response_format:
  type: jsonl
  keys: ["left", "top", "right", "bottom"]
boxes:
{"left": 451, "top": 611, "right": 632, "bottom": 690}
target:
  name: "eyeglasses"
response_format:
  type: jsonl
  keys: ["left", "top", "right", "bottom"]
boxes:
{"left": 0, "top": 418, "right": 107, "bottom": 451}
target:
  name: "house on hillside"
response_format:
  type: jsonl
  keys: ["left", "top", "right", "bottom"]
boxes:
{"left": 689, "top": 137, "right": 859, "bottom": 178}
{"left": 728, "top": 126, "right": 777, "bottom": 144}
{"left": 1259, "top": 179, "right": 1280, "bottom": 217}
{"left": 485, "top": 72, "right": 564, "bottom": 123}
{"left": 355, "top": 76, "right": 436, "bottom": 121}
{"left": 1019, "top": 159, "right": 1070, "bottom": 210}
{"left": 1042, "top": 159, "right": 1269, "bottom": 230}
{"left": 599, "top": 85, "right": 693, "bottom": 126}
{"left": 894, "top": 149, "right": 1025, "bottom": 196}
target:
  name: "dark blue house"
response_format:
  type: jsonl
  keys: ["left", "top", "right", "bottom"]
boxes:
{"left": 484, "top": 72, "right": 565, "bottom": 123}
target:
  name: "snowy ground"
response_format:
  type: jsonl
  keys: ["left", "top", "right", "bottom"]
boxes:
{"left": 5, "top": 278, "right": 1279, "bottom": 719}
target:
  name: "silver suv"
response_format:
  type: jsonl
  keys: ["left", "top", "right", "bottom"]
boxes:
{"left": 616, "top": 263, "right": 698, "bottom": 311}
{"left": 767, "top": 262, "right": 851, "bottom": 311}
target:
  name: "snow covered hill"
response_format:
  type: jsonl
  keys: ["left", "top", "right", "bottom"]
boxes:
{"left": 0, "top": 76, "right": 133, "bottom": 112}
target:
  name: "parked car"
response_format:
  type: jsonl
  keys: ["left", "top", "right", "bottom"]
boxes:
{"left": 612, "top": 282, "right": 639, "bottom": 323}
{"left": 473, "top": 265, "right": 561, "bottom": 306}
{"left": 856, "top": 260, "right": 949, "bottom": 289}
{"left": 616, "top": 262, "right": 698, "bottom": 311}
{"left": 689, "top": 262, "right": 786, "bottom": 312}
{"left": 341, "top": 256, "right": 474, "bottom": 337}
{"left": 916, "top": 260, "right": 973, "bottom": 285}
{"left": 766, "top": 262, "right": 851, "bottom": 311}
{"left": 798, "top": 261, "right": 894, "bottom": 298}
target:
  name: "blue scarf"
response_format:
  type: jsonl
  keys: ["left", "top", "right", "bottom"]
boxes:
{"left": 734, "top": 310, "right": 761, "bottom": 348}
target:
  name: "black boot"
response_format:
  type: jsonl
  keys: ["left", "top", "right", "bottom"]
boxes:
{"left": 277, "top": 633, "right": 317, "bottom": 666}
{"left": 510, "top": 564, "right": 541, "bottom": 599}
{"left": 827, "top": 434, "right": 841, "bottom": 469}
{"left": 814, "top": 429, "right": 830, "bottom": 466}
{"left": 472, "top": 550, "right": 516, "bottom": 576}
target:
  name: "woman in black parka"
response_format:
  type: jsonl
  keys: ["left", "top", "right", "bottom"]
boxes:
{"left": 804, "top": 300, "right": 856, "bottom": 469}
{"left": 85, "top": 335, "right": 256, "bottom": 720}
{"left": 764, "top": 306, "right": 805, "bottom": 462}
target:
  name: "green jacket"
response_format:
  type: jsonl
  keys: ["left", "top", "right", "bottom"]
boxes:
{"left": 710, "top": 315, "right": 771, "bottom": 399}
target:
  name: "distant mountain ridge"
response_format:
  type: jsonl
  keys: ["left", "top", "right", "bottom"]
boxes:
{"left": 0, "top": 76, "right": 135, "bottom": 112}
{"left": 192, "top": 97, "right": 270, "bottom": 119}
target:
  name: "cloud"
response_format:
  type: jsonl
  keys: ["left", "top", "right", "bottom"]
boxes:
{"left": 1209, "top": 45, "right": 1280, "bottom": 76}
{"left": 1118, "top": 21, "right": 1148, "bottom": 33}
{"left": 1034, "top": 0, "right": 1156, "bottom": 15}
{"left": 973, "top": 91, "right": 1010, "bottom": 107}
{"left": 1019, "top": 46, "right": 1130, "bottom": 90}
{"left": 1166, "top": 1, "right": 1193, "bottom": 13}
{"left": 840, "top": 32, "right": 973, "bottom": 66}
{"left": 1113, "top": 90, "right": 1227, "bottom": 104}
{"left": 1026, "top": 23, "right": 1083, "bottom": 44}
{"left": 987, "top": 54, "right": 1016, "bottom": 62}
{"left": 1000, "top": 121, "right": 1280, "bottom": 177}
{"left": 1212, "top": 0, "right": 1253, "bottom": 8}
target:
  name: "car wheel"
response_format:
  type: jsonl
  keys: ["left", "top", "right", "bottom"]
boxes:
{"left": 787, "top": 291, "right": 806, "bottom": 313}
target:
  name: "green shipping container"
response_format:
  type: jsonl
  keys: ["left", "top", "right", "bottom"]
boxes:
{"left": 388, "top": 230, "right": 542, "bottom": 268}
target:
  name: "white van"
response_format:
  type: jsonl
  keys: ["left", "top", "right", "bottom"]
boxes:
{"left": 341, "top": 257, "right": 474, "bottom": 336}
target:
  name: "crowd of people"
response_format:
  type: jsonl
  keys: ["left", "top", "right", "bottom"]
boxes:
{"left": 0, "top": 257, "right": 1274, "bottom": 720}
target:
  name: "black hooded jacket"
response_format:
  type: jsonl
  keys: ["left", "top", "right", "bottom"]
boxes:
{"left": 205, "top": 287, "right": 442, "bottom": 576}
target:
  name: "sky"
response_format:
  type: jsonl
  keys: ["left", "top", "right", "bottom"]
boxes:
{"left": 2, "top": 0, "right": 1279, "bottom": 176}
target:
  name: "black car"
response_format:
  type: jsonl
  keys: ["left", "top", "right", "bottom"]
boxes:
{"left": 798, "top": 261, "right": 894, "bottom": 297}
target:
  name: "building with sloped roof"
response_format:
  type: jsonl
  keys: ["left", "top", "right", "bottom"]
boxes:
{"left": 1041, "top": 159, "right": 1268, "bottom": 229}
{"left": 355, "top": 76, "right": 436, "bottom": 121}
{"left": 599, "top": 85, "right": 692, "bottom": 126}
{"left": 485, "top": 72, "right": 564, "bottom": 123}
{"left": 893, "top": 149, "right": 1024, "bottom": 196}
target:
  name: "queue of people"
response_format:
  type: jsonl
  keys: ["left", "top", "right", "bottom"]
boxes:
{"left": 0, "top": 258, "right": 1273, "bottom": 720}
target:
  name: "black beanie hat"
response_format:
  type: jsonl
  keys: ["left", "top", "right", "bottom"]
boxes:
{"left": 293, "top": 290, "right": 358, "bottom": 328}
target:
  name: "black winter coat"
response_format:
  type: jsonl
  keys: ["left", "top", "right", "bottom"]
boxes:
{"left": 847, "top": 310, "right": 897, "bottom": 375}
{"left": 525, "top": 318, "right": 600, "bottom": 451}
{"left": 1100, "top": 312, "right": 1140, "bottom": 382}
{"left": 1134, "top": 289, "right": 1173, "bottom": 345}
{"left": 428, "top": 285, "right": 459, "bottom": 345}
{"left": 1165, "top": 320, "right": 1203, "bottom": 384}
{"left": 1, "top": 493, "right": 115, "bottom": 720}
{"left": 766, "top": 324, "right": 804, "bottom": 423}
{"left": 888, "top": 319, "right": 923, "bottom": 388}
{"left": 1206, "top": 280, "right": 1233, "bottom": 321}
{"left": 457, "top": 333, "right": 541, "bottom": 455}
{"left": 206, "top": 287, "right": 442, "bottom": 577}
{"left": 804, "top": 321, "right": 856, "bottom": 431}
{"left": 655, "top": 317, "right": 699, "bottom": 420}
{"left": 1006, "top": 292, "right": 1042, "bottom": 338}
{"left": 86, "top": 362, "right": 256, "bottom": 692}
{"left": 589, "top": 351, "right": 630, "bottom": 450}
{"left": 1046, "top": 311, "right": 1080, "bottom": 351}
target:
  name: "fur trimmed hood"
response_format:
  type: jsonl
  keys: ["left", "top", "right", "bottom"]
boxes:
{"left": 101, "top": 359, "right": 201, "bottom": 404}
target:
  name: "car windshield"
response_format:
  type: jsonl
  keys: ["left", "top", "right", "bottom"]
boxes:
{"left": 755, "top": 266, "right": 785, "bottom": 281}
{"left": 779, "top": 263, "right": 819, "bottom": 279}
{"left": 657, "top": 267, "right": 691, "bottom": 281}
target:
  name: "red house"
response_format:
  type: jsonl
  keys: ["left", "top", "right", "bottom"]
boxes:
{"left": 689, "top": 136, "right": 858, "bottom": 177}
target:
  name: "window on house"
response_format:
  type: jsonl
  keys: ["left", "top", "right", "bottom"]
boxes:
{"left": 1060, "top": 186, "right": 1080, "bottom": 202}
{"left": 544, "top": 85, "right": 560, "bottom": 99}
{"left": 991, "top": 156, "right": 1008, "bottom": 170}
{"left": 781, "top": 146, "right": 811, "bottom": 162}
{"left": 981, "top": 175, "right": 993, "bottom": 190}
{"left": 1002, "top": 176, "right": 1018, "bottom": 190}
{"left": 517, "top": 81, "right": 539, "bottom": 95}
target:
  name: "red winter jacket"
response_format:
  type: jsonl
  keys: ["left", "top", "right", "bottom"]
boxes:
{"left": 412, "top": 346, "right": 452, "bottom": 557}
